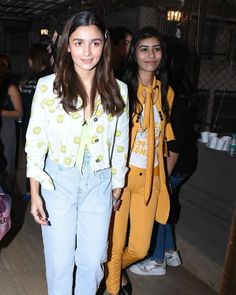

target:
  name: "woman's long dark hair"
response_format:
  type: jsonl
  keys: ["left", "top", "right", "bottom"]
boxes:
{"left": 54, "top": 10, "right": 125, "bottom": 116}
{"left": 27, "top": 43, "right": 52, "bottom": 79}
{"left": 123, "top": 26, "right": 169, "bottom": 119}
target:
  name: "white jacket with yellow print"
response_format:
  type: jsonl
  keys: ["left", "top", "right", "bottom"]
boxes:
{"left": 25, "top": 74, "right": 129, "bottom": 191}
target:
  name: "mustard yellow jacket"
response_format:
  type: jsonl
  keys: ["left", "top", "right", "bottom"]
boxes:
{"left": 130, "top": 79, "right": 174, "bottom": 224}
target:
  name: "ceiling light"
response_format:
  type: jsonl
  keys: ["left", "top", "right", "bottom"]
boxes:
{"left": 40, "top": 28, "right": 49, "bottom": 36}
{"left": 167, "top": 10, "right": 183, "bottom": 22}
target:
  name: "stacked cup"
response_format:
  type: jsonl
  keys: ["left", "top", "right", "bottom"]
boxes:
{"left": 200, "top": 131, "right": 230, "bottom": 151}
{"left": 200, "top": 131, "right": 210, "bottom": 144}
{"left": 221, "top": 136, "right": 231, "bottom": 151}
{"left": 208, "top": 132, "right": 218, "bottom": 149}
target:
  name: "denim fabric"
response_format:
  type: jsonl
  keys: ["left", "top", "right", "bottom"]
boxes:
{"left": 170, "top": 173, "right": 189, "bottom": 191}
{"left": 150, "top": 173, "right": 189, "bottom": 262}
{"left": 41, "top": 151, "right": 112, "bottom": 295}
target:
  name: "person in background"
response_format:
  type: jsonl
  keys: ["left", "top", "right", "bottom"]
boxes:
{"left": 21, "top": 44, "right": 52, "bottom": 200}
{"left": 109, "top": 26, "right": 133, "bottom": 79}
{"left": 106, "top": 27, "right": 174, "bottom": 295}
{"left": 129, "top": 40, "right": 198, "bottom": 276}
{"left": 25, "top": 10, "right": 129, "bottom": 295}
{"left": 21, "top": 43, "right": 53, "bottom": 141}
{"left": 0, "top": 54, "right": 23, "bottom": 191}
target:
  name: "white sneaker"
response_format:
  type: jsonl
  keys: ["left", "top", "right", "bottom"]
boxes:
{"left": 129, "top": 258, "right": 166, "bottom": 276}
{"left": 165, "top": 250, "right": 182, "bottom": 267}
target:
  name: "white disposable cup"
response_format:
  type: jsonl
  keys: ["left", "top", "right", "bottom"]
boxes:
{"left": 207, "top": 132, "right": 218, "bottom": 146}
{"left": 216, "top": 138, "right": 226, "bottom": 150}
{"left": 209, "top": 132, "right": 218, "bottom": 140}
{"left": 208, "top": 136, "right": 218, "bottom": 149}
{"left": 221, "top": 136, "right": 231, "bottom": 151}
{"left": 221, "top": 136, "right": 231, "bottom": 141}
{"left": 223, "top": 141, "right": 230, "bottom": 151}
{"left": 201, "top": 131, "right": 210, "bottom": 143}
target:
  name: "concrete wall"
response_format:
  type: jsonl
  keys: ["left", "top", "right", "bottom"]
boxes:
{"left": 176, "top": 143, "right": 236, "bottom": 292}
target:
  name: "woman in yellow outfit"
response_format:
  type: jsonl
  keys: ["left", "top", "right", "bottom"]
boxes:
{"left": 106, "top": 27, "right": 175, "bottom": 295}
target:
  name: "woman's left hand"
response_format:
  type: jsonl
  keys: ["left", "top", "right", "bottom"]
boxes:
{"left": 112, "top": 188, "right": 122, "bottom": 211}
{"left": 112, "top": 188, "right": 122, "bottom": 199}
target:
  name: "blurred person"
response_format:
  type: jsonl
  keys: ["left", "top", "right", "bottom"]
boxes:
{"left": 129, "top": 40, "right": 198, "bottom": 276}
{"left": 21, "top": 43, "right": 53, "bottom": 200}
{"left": 0, "top": 54, "right": 23, "bottom": 189}
{"left": 21, "top": 43, "right": 53, "bottom": 141}
{"left": 109, "top": 26, "right": 133, "bottom": 79}
{"left": 106, "top": 27, "right": 174, "bottom": 295}
{"left": 25, "top": 11, "right": 129, "bottom": 295}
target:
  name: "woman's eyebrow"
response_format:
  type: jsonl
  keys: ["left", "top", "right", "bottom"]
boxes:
{"left": 138, "top": 44, "right": 161, "bottom": 48}
{"left": 71, "top": 38, "right": 103, "bottom": 42}
{"left": 137, "top": 45, "right": 149, "bottom": 49}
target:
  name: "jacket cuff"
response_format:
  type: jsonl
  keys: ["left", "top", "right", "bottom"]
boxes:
{"left": 26, "top": 164, "right": 55, "bottom": 191}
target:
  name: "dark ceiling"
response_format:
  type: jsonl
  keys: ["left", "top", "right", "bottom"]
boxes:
{"left": 0, "top": 0, "right": 236, "bottom": 22}
{"left": 0, "top": 0, "right": 79, "bottom": 21}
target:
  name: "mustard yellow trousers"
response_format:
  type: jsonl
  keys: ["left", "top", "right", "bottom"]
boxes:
{"left": 106, "top": 165, "right": 159, "bottom": 294}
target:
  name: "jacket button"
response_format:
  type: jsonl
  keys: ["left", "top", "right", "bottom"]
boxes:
{"left": 96, "top": 159, "right": 100, "bottom": 163}
{"left": 95, "top": 138, "right": 99, "bottom": 142}
{"left": 94, "top": 117, "right": 98, "bottom": 122}
{"left": 139, "top": 172, "right": 143, "bottom": 176}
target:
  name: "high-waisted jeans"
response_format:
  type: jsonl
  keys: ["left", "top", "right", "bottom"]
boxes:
{"left": 41, "top": 151, "right": 112, "bottom": 295}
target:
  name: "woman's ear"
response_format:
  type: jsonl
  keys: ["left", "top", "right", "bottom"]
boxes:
{"left": 68, "top": 45, "right": 71, "bottom": 53}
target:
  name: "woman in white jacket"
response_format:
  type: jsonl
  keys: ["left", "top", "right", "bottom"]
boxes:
{"left": 25, "top": 10, "right": 129, "bottom": 295}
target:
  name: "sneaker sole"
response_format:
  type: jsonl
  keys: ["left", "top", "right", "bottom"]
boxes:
{"left": 166, "top": 260, "right": 182, "bottom": 267}
{"left": 165, "top": 251, "right": 182, "bottom": 267}
{"left": 129, "top": 268, "right": 166, "bottom": 276}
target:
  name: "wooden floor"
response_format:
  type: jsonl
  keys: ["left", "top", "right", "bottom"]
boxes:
{"left": 0, "top": 147, "right": 219, "bottom": 295}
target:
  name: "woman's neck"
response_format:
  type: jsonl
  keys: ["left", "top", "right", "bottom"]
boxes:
{"left": 77, "top": 69, "right": 97, "bottom": 120}
{"left": 75, "top": 65, "right": 95, "bottom": 88}
{"left": 78, "top": 70, "right": 95, "bottom": 98}
{"left": 138, "top": 71, "right": 155, "bottom": 87}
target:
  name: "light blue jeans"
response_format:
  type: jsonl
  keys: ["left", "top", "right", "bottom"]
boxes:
{"left": 41, "top": 151, "right": 112, "bottom": 295}
{"left": 150, "top": 174, "right": 189, "bottom": 262}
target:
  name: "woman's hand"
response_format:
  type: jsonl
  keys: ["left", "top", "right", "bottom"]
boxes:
{"left": 31, "top": 193, "right": 48, "bottom": 225}
{"left": 112, "top": 188, "right": 122, "bottom": 199}
{"left": 30, "top": 178, "right": 48, "bottom": 225}
{"left": 112, "top": 188, "right": 122, "bottom": 211}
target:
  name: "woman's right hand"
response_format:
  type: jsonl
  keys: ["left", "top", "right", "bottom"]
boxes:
{"left": 31, "top": 193, "right": 48, "bottom": 225}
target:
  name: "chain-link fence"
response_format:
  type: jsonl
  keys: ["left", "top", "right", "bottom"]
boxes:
{"left": 197, "top": 20, "right": 236, "bottom": 133}
{"left": 104, "top": 4, "right": 236, "bottom": 134}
